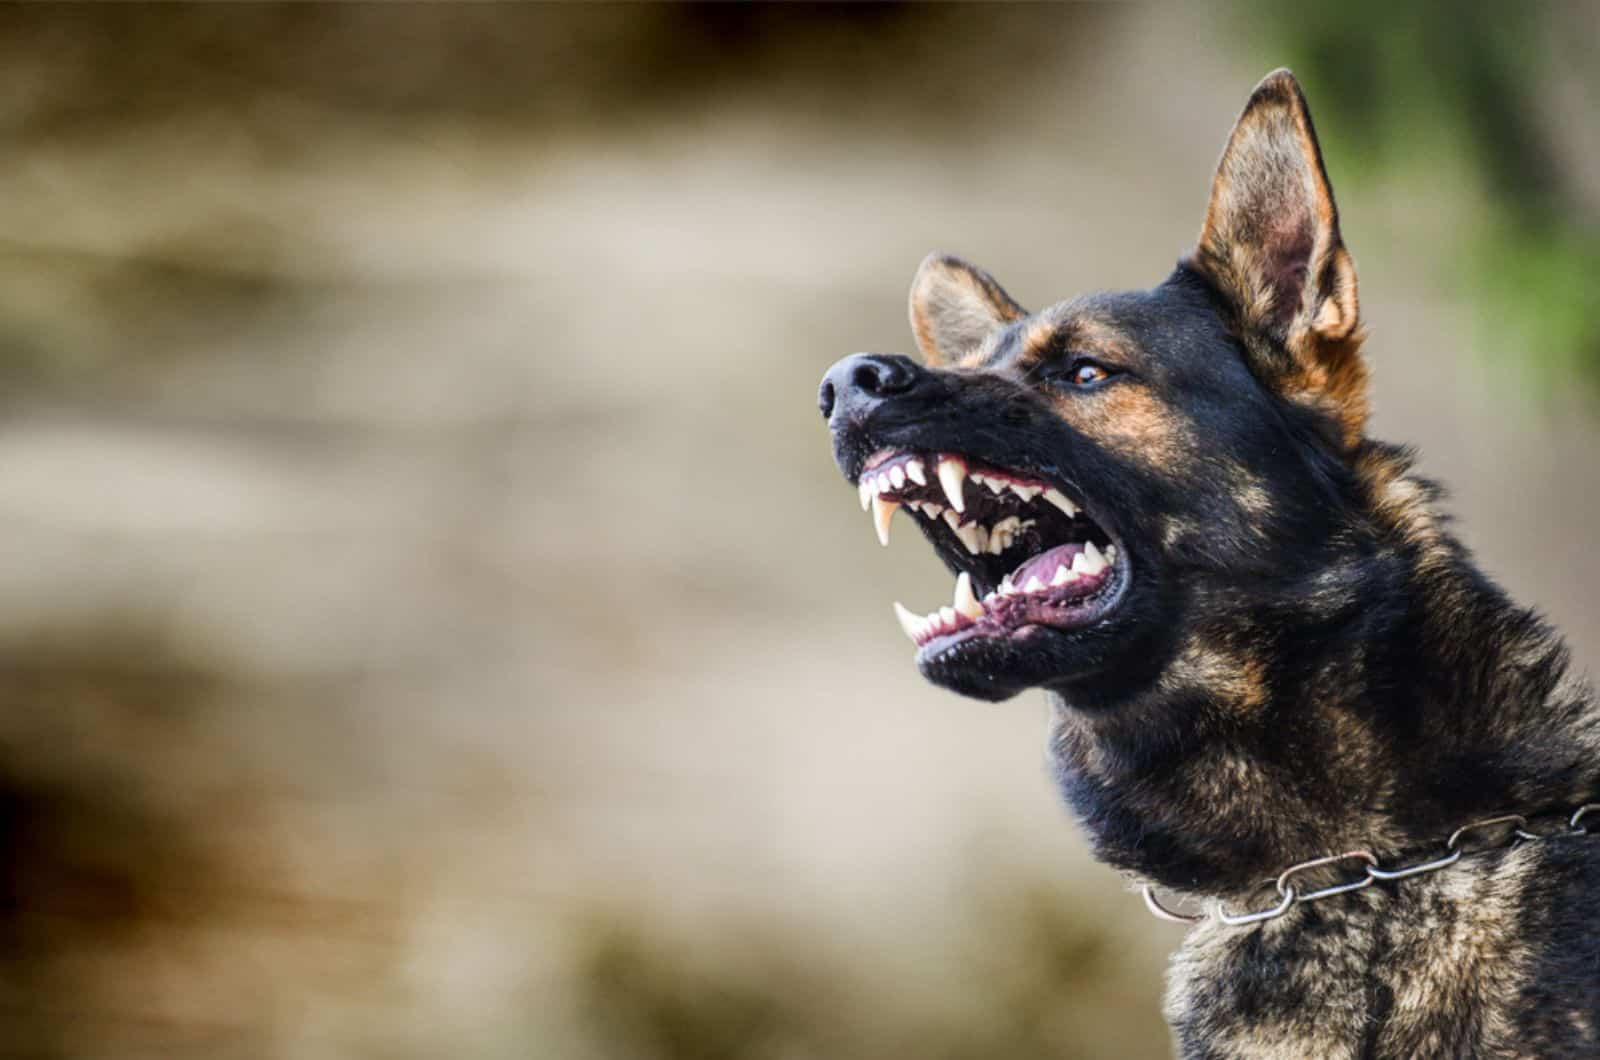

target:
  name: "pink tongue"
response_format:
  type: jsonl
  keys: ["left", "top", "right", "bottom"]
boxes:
{"left": 1012, "top": 543, "right": 1087, "bottom": 588}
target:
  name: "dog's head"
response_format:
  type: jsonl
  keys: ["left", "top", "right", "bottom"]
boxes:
{"left": 820, "top": 69, "right": 1375, "bottom": 704}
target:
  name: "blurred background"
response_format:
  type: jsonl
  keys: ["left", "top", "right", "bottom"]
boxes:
{"left": 0, "top": 5, "right": 1595, "bottom": 1058}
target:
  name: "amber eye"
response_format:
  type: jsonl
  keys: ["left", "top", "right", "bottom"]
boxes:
{"left": 1068, "top": 360, "right": 1110, "bottom": 387}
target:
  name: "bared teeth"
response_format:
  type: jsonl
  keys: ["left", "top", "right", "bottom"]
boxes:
{"left": 873, "top": 494, "right": 899, "bottom": 546}
{"left": 989, "top": 516, "right": 1020, "bottom": 553}
{"left": 1043, "top": 488, "right": 1078, "bottom": 517}
{"left": 938, "top": 457, "right": 967, "bottom": 513}
{"left": 857, "top": 453, "right": 1116, "bottom": 627}
{"left": 953, "top": 571, "right": 982, "bottom": 618}
{"left": 954, "top": 521, "right": 982, "bottom": 554}
{"left": 893, "top": 601, "right": 921, "bottom": 642}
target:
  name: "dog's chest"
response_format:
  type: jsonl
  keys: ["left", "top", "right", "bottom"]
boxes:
{"left": 1160, "top": 844, "right": 1574, "bottom": 1059}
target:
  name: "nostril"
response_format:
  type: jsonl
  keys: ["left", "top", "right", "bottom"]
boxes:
{"left": 818, "top": 379, "right": 836, "bottom": 419}
{"left": 820, "top": 353, "right": 922, "bottom": 421}
{"left": 850, "top": 362, "right": 882, "bottom": 394}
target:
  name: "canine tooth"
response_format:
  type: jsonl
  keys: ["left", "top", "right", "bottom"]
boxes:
{"left": 906, "top": 459, "right": 927, "bottom": 486}
{"left": 1043, "top": 488, "right": 1078, "bottom": 517}
{"left": 872, "top": 494, "right": 899, "bottom": 546}
{"left": 893, "top": 601, "right": 921, "bottom": 642}
{"left": 955, "top": 521, "right": 982, "bottom": 554}
{"left": 1010, "top": 482, "right": 1042, "bottom": 502}
{"left": 1082, "top": 540, "right": 1108, "bottom": 574}
{"left": 1024, "top": 575, "right": 1047, "bottom": 594}
{"left": 938, "top": 457, "right": 967, "bottom": 513}
{"left": 953, "top": 572, "right": 982, "bottom": 618}
{"left": 890, "top": 466, "right": 906, "bottom": 489}
{"left": 1051, "top": 564, "right": 1078, "bottom": 586}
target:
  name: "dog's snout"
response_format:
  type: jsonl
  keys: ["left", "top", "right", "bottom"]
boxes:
{"left": 818, "top": 353, "right": 924, "bottom": 424}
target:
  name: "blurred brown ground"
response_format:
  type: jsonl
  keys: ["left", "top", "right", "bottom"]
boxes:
{"left": 0, "top": 5, "right": 1595, "bottom": 1059}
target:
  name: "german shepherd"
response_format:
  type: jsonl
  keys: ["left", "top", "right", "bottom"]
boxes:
{"left": 818, "top": 69, "right": 1600, "bottom": 1058}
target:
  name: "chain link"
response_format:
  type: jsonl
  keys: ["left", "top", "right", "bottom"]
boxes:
{"left": 1141, "top": 801, "right": 1597, "bottom": 927}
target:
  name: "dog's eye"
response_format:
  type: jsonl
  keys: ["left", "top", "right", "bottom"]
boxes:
{"left": 1063, "top": 359, "right": 1113, "bottom": 388}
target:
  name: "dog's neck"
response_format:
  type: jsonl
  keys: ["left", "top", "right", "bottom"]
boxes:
{"left": 1047, "top": 450, "right": 1600, "bottom": 898}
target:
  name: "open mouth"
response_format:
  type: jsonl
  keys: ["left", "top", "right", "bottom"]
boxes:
{"left": 856, "top": 449, "right": 1128, "bottom": 655}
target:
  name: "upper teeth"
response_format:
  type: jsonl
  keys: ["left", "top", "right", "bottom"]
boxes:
{"left": 872, "top": 494, "right": 898, "bottom": 547}
{"left": 937, "top": 456, "right": 967, "bottom": 513}
{"left": 1043, "top": 488, "right": 1077, "bottom": 517}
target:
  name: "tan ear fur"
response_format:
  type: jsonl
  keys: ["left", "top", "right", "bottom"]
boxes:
{"left": 1188, "top": 69, "right": 1368, "bottom": 448}
{"left": 908, "top": 253, "right": 1026, "bottom": 366}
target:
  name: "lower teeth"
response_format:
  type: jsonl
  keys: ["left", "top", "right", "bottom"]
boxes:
{"left": 892, "top": 544, "right": 1118, "bottom": 645}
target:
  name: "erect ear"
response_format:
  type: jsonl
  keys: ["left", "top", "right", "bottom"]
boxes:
{"left": 1187, "top": 69, "right": 1367, "bottom": 447}
{"left": 908, "top": 253, "right": 1026, "bottom": 366}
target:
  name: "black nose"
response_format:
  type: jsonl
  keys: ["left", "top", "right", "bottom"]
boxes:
{"left": 818, "top": 353, "right": 923, "bottom": 423}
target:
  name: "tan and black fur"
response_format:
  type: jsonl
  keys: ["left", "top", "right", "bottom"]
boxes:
{"left": 819, "top": 70, "right": 1600, "bottom": 1057}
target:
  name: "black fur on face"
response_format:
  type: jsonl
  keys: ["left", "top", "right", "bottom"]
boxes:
{"left": 824, "top": 272, "right": 1380, "bottom": 707}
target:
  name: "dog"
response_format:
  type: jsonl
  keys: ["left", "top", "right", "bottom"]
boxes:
{"left": 817, "top": 69, "right": 1600, "bottom": 1058}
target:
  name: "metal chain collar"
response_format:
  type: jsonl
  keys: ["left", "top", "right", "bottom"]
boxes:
{"left": 1142, "top": 802, "right": 1600, "bottom": 927}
